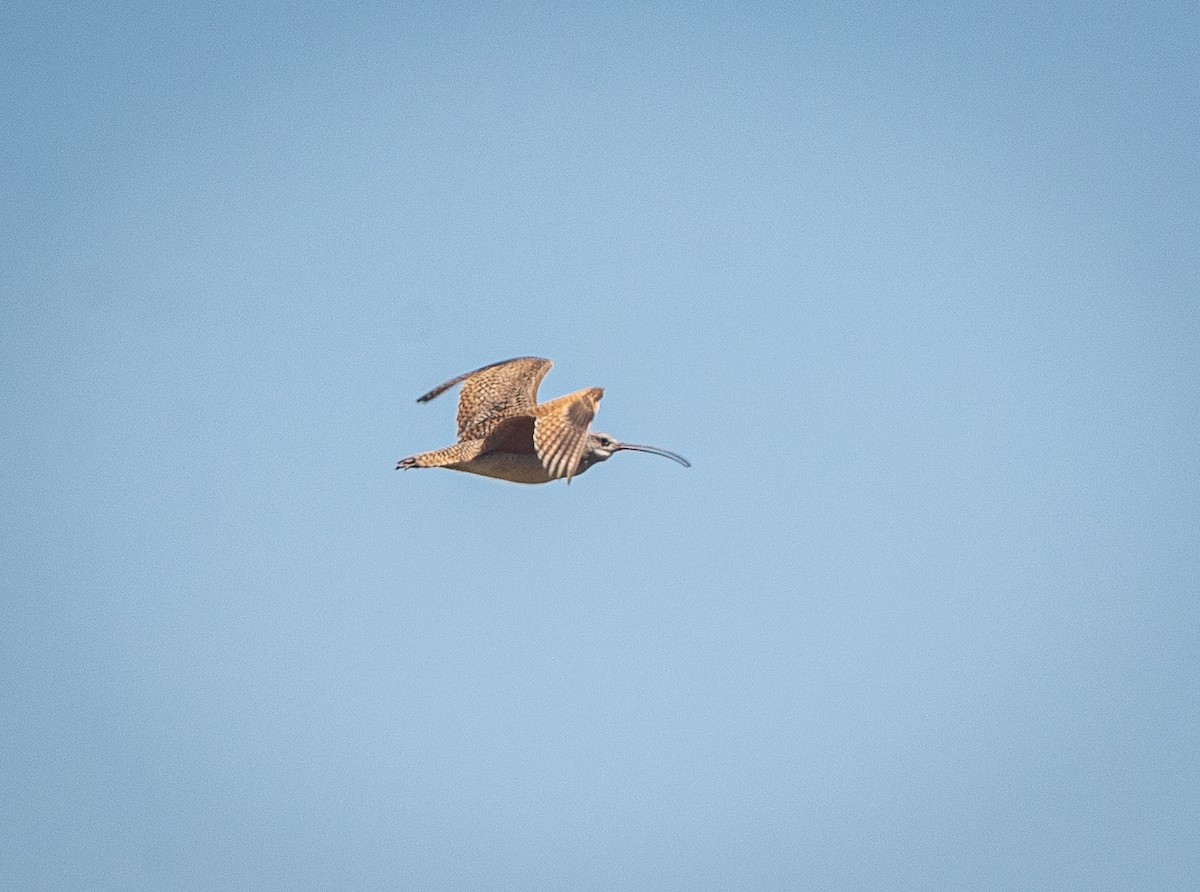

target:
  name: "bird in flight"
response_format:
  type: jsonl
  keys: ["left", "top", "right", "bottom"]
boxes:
{"left": 396, "top": 356, "right": 690, "bottom": 484}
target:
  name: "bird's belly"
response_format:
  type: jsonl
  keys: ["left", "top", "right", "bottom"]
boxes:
{"left": 452, "top": 451, "right": 554, "bottom": 484}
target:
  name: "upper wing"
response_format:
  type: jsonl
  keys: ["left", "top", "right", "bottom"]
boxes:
{"left": 416, "top": 357, "right": 553, "bottom": 439}
{"left": 479, "top": 414, "right": 536, "bottom": 455}
{"left": 532, "top": 387, "right": 603, "bottom": 482}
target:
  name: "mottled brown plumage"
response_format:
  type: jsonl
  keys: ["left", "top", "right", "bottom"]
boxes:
{"left": 396, "top": 356, "right": 690, "bottom": 484}
{"left": 418, "top": 356, "right": 553, "bottom": 439}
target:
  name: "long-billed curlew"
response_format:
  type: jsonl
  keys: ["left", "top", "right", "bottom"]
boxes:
{"left": 395, "top": 356, "right": 690, "bottom": 484}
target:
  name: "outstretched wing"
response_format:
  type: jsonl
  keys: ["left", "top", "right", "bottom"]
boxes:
{"left": 532, "top": 387, "right": 603, "bottom": 482}
{"left": 416, "top": 357, "right": 553, "bottom": 439}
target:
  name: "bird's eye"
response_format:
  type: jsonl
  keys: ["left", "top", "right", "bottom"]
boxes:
{"left": 598, "top": 437, "right": 611, "bottom": 447}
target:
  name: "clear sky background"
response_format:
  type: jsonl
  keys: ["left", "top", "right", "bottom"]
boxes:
{"left": 3, "top": 2, "right": 1198, "bottom": 889}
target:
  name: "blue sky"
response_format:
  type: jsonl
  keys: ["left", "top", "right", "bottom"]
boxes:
{"left": 3, "top": 2, "right": 1198, "bottom": 888}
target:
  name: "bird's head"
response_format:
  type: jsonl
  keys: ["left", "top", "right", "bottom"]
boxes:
{"left": 581, "top": 432, "right": 691, "bottom": 471}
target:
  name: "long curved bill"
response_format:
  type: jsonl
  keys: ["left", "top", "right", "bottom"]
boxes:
{"left": 614, "top": 442, "right": 691, "bottom": 467}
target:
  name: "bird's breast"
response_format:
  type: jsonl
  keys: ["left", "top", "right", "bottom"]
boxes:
{"left": 452, "top": 451, "right": 556, "bottom": 484}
